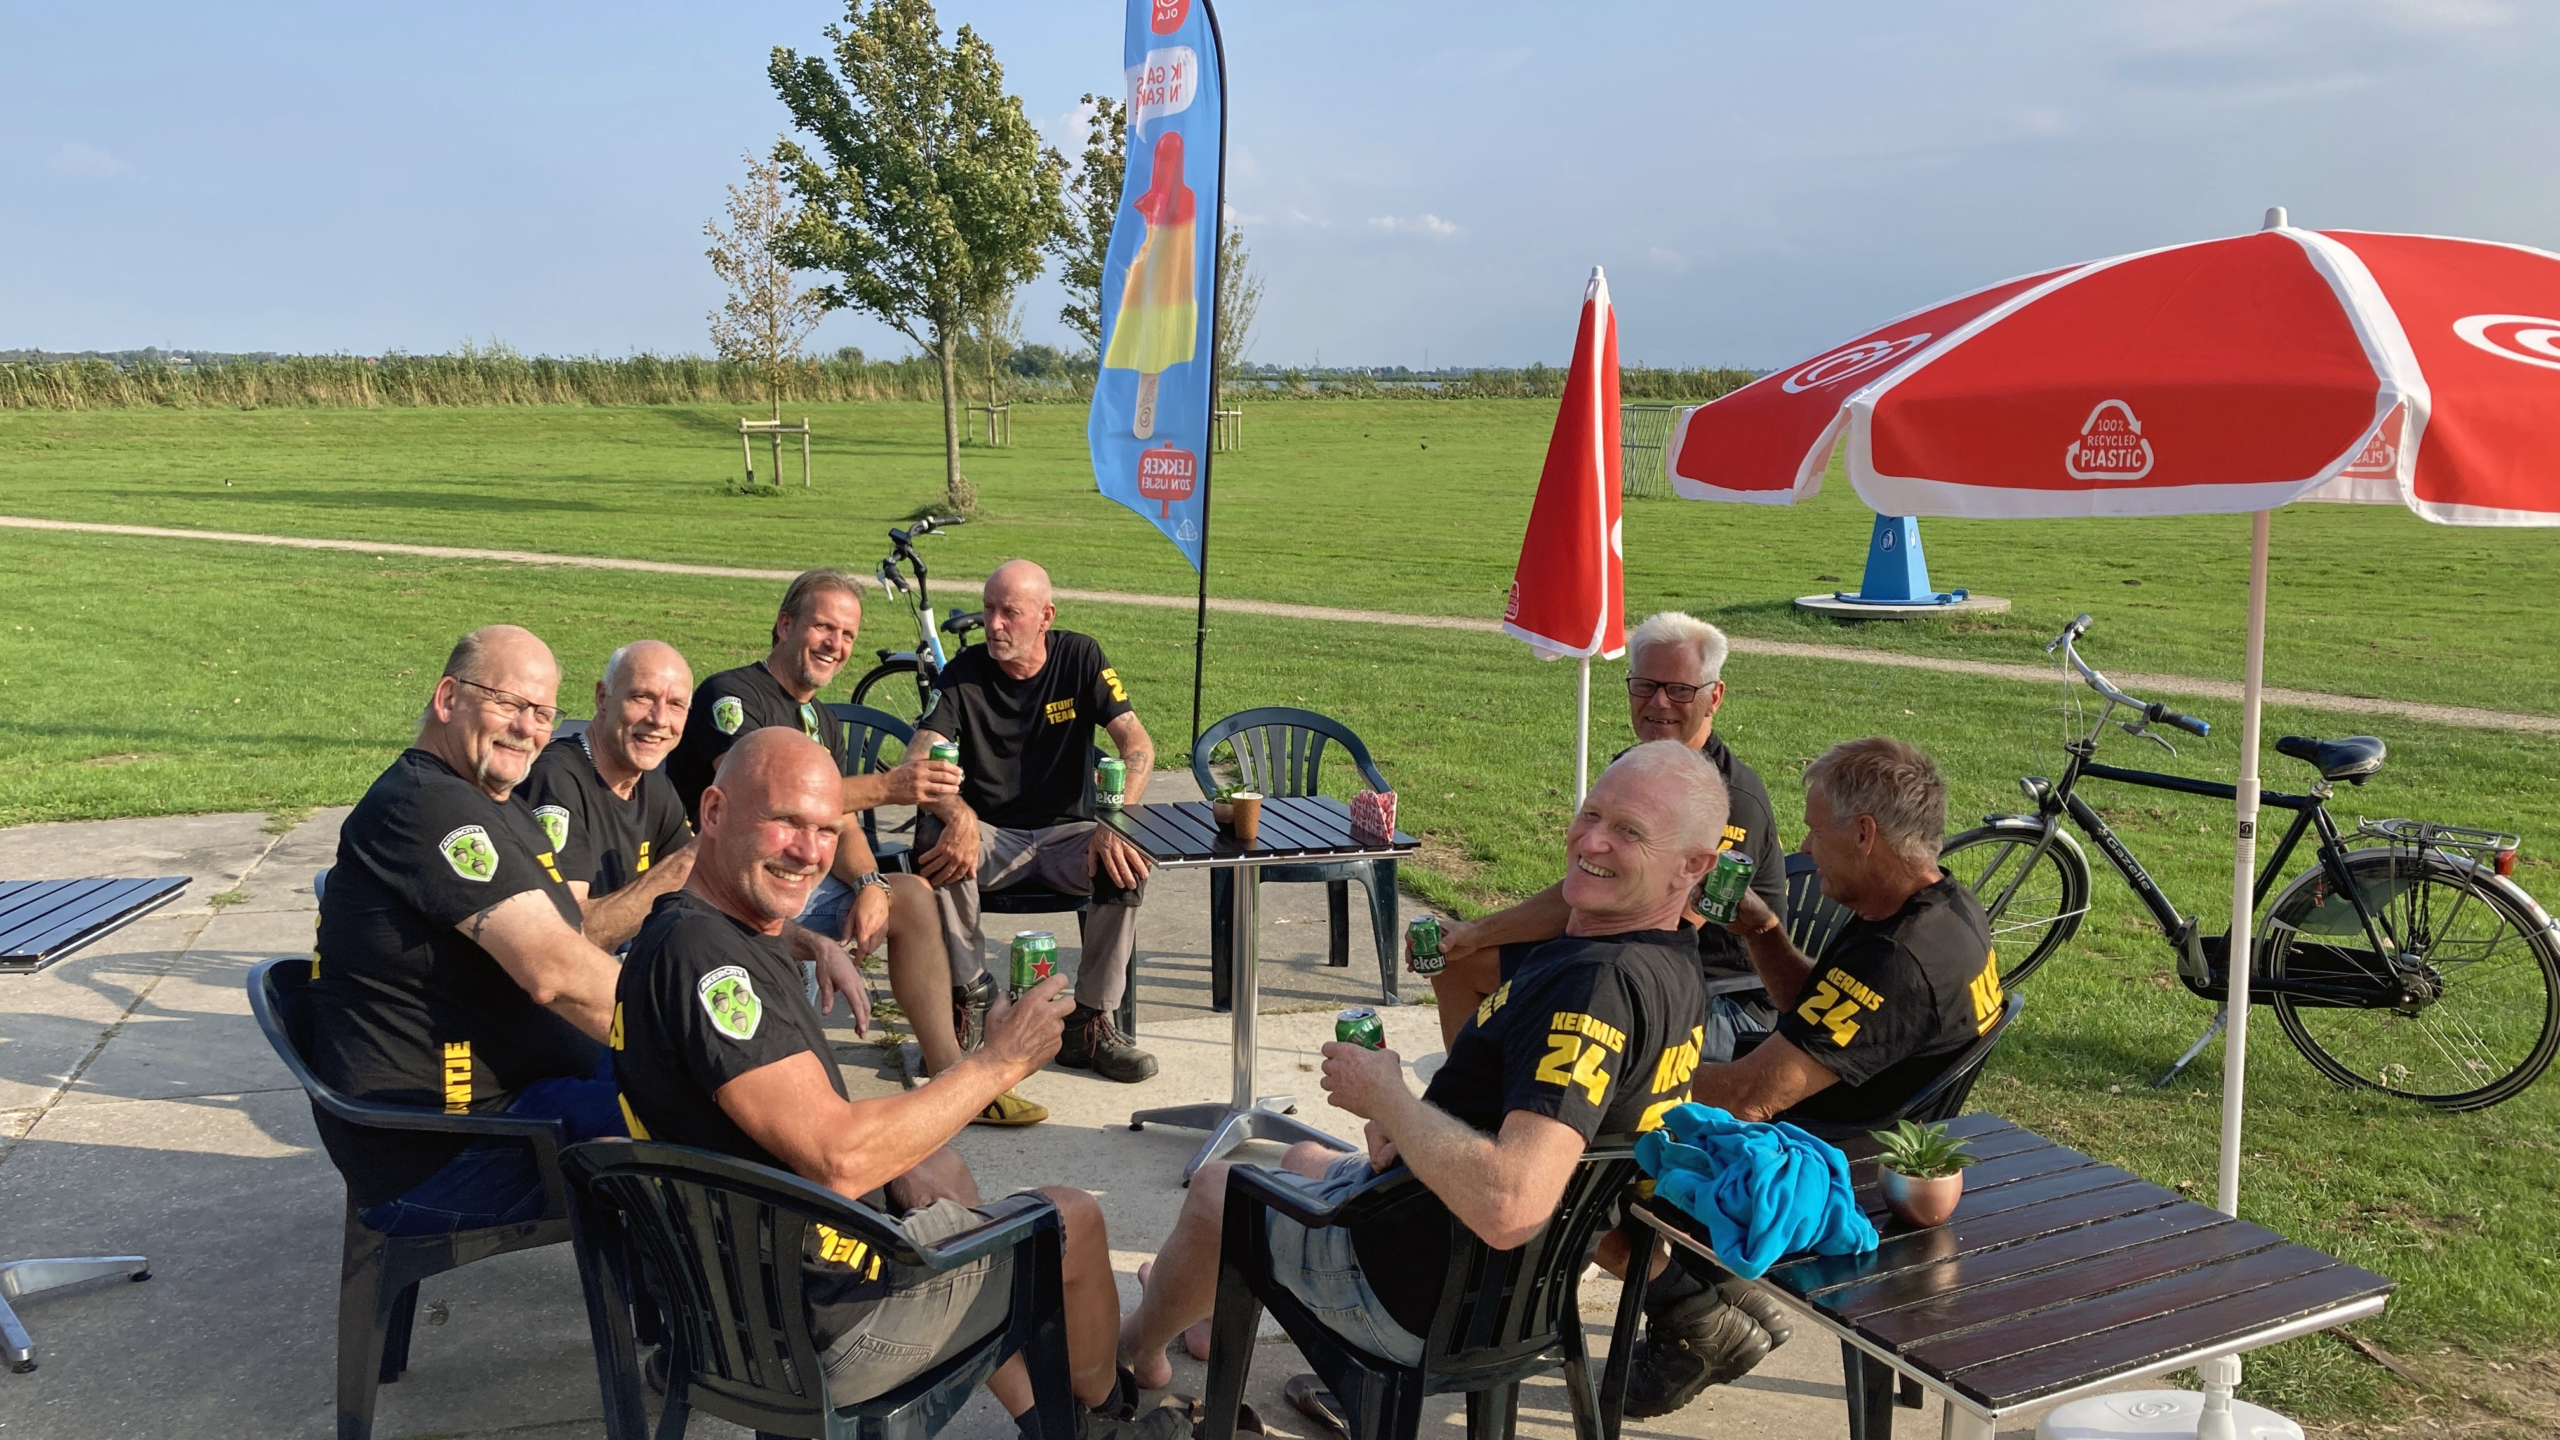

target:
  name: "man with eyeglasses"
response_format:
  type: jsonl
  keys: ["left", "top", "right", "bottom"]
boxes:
{"left": 307, "top": 625, "right": 633, "bottom": 1236}
{"left": 665, "top": 569, "right": 1042, "bottom": 1126}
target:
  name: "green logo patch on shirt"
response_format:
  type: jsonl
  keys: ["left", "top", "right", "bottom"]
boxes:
{"left": 439, "top": 825, "right": 499, "bottom": 883}
{"left": 698, "top": 965, "right": 762, "bottom": 1040}
{"left": 533, "top": 805, "right": 570, "bottom": 852}
{"left": 712, "top": 696, "right": 745, "bottom": 735}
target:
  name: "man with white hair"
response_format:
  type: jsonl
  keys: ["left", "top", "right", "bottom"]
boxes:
{"left": 1613, "top": 736, "right": 2001, "bottom": 1420}
{"left": 1120, "top": 743, "right": 1713, "bottom": 1389}
{"left": 309, "top": 625, "right": 630, "bottom": 1235}
{"left": 1427, "top": 612, "right": 1789, "bottom": 1049}
{"left": 912, "top": 560, "right": 1159, "bottom": 1084}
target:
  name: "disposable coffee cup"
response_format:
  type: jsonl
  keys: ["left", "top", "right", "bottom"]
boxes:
{"left": 1231, "top": 791, "right": 1263, "bottom": 844}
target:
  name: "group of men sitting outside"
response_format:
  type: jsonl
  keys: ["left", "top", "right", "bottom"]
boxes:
{"left": 302, "top": 567, "right": 2002, "bottom": 1433}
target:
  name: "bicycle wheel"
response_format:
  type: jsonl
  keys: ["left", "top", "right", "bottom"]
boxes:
{"left": 851, "top": 658, "right": 929, "bottom": 721}
{"left": 1939, "top": 823, "right": 2091, "bottom": 988}
{"left": 2264, "top": 849, "right": 2560, "bottom": 1111}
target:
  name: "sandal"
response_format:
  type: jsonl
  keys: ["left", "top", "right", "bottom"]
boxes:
{"left": 1283, "top": 1374, "right": 1346, "bottom": 1435}
{"left": 1174, "top": 1394, "right": 1264, "bottom": 1436}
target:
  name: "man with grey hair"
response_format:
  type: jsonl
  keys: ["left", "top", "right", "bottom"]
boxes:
{"left": 310, "top": 624, "right": 630, "bottom": 1235}
{"left": 1426, "top": 611, "right": 1789, "bottom": 1049}
{"left": 1614, "top": 735, "right": 2000, "bottom": 1420}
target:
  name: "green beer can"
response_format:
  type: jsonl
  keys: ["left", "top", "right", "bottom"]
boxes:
{"left": 1697, "top": 850, "right": 1756, "bottom": 926}
{"left": 1335, "top": 1006, "right": 1386, "bottom": 1051}
{"left": 1095, "top": 756, "right": 1127, "bottom": 810}
{"left": 928, "top": 740, "right": 961, "bottom": 766}
{"left": 1009, "top": 930, "right": 1058, "bottom": 996}
{"left": 1407, "top": 915, "right": 1445, "bottom": 976}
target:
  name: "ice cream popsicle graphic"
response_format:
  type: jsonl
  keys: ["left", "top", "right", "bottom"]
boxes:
{"left": 1102, "top": 130, "right": 1199, "bottom": 439}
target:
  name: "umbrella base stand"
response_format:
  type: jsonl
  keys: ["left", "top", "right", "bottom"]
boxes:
{"left": 2037, "top": 1389, "right": 2301, "bottom": 1440}
{"left": 1795, "top": 514, "right": 2011, "bottom": 618}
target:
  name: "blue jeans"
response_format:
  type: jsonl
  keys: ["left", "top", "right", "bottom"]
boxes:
{"left": 358, "top": 1066, "right": 627, "bottom": 1237}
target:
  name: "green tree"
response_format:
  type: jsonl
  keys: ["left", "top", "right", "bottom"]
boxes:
{"left": 768, "top": 0, "right": 1066, "bottom": 511}
{"left": 1055, "top": 94, "right": 1127, "bottom": 355}
{"left": 704, "top": 149, "right": 826, "bottom": 424}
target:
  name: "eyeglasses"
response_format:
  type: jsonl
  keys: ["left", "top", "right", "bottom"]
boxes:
{"left": 1626, "top": 677, "right": 1708, "bottom": 705}
{"left": 458, "top": 679, "right": 563, "bottom": 727}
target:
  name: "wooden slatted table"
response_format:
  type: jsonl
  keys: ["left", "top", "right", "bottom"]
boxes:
{"left": 1105, "top": 796, "right": 1417, "bottom": 1178}
{"left": 0, "top": 877, "right": 191, "bottom": 975}
{"left": 1614, "top": 1112, "right": 2391, "bottom": 1440}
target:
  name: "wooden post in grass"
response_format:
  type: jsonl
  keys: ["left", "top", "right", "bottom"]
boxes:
{"left": 737, "top": 417, "right": 813, "bottom": 488}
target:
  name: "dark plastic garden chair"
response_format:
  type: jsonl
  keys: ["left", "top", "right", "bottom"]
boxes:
{"left": 562, "top": 1138, "right": 1076, "bottom": 1440}
{"left": 1781, "top": 852, "right": 1857, "bottom": 964}
{"left": 1191, "top": 708, "right": 1399, "bottom": 1010}
{"left": 247, "top": 956, "right": 628, "bottom": 1440}
{"left": 828, "top": 703, "right": 919, "bottom": 873}
{"left": 1196, "top": 1139, "right": 1640, "bottom": 1440}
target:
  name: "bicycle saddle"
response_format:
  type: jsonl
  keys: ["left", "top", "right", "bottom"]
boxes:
{"left": 2276, "top": 734, "right": 2386, "bottom": 784}
{"left": 941, "top": 609, "right": 984, "bottom": 636}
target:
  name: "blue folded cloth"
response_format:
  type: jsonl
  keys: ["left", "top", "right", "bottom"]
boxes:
{"left": 1634, "top": 1103, "right": 1879, "bottom": 1278}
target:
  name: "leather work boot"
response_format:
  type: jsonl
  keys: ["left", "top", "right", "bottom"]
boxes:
{"left": 1718, "top": 1278, "right": 1794, "bottom": 1348}
{"left": 1620, "top": 1291, "right": 1774, "bottom": 1418}
{"left": 1058, "top": 1005, "right": 1157, "bottom": 1083}
{"left": 953, "top": 972, "right": 995, "bottom": 1054}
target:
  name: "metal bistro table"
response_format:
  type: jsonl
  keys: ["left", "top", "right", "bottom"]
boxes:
{"left": 1107, "top": 795, "right": 1417, "bottom": 1179}
{"left": 2, "top": 874, "right": 189, "bottom": 1372}
{"left": 1611, "top": 1112, "right": 2393, "bottom": 1440}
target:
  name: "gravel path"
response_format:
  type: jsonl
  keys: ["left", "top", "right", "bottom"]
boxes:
{"left": 12, "top": 513, "right": 2554, "bottom": 736}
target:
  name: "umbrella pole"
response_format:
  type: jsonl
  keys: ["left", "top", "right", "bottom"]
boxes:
{"left": 1574, "top": 654, "right": 1592, "bottom": 807}
{"left": 2196, "top": 508, "right": 2273, "bottom": 1440}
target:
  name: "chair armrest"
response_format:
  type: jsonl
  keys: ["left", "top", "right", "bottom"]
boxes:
{"left": 896, "top": 1191, "right": 1060, "bottom": 1271}
{"left": 307, "top": 1088, "right": 572, "bottom": 1145}
{"left": 1226, "top": 1159, "right": 1425, "bottom": 1229}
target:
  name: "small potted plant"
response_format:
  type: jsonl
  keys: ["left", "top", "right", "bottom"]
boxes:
{"left": 1870, "top": 1119, "right": 1977, "bottom": 1228}
{"left": 1211, "top": 784, "right": 1244, "bottom": 827}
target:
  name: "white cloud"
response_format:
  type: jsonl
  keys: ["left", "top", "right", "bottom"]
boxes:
{"left": 46, "top": 142, "right": 133, "bottom": 179}
{"left": 1645, "top": 246, "right": 1689, "bottom": 274}
{"left": 1367, "top": 213, "right": 1461, "bottom": 238}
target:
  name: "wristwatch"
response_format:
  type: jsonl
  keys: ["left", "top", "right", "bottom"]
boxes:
{"left": 852, "top": 871, "right": 894, "bottom": 896}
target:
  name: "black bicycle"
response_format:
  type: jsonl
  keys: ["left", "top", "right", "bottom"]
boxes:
{"left": 849, "top": 515, "right": 981, "bottom": 720}
{"left": 1938, "top": 614, "right": 2560, "bottom": 1111}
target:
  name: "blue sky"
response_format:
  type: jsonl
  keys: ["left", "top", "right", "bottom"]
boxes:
{"left": 7, "top": 1, "right": 2558, "bottom": 369}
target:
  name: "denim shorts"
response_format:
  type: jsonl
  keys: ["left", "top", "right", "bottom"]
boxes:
{"left": 811, "top": 1197, "right": 1014, "bottom": 1403}
{"left": 1264, "top": 1154, "right": 1426, "bottom": 1367}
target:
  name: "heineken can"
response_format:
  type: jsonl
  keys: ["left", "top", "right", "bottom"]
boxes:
{"left": 1407, "top": 915, "right": 1446, "bottom": 976}
{"left": 1009, "top": 930, "right": 1058, "bottom": 996}
{"left": 1095, "top": 756, "right": 1127, "bottom": 810}
{"left": 928, "top": 740, "right": 961, "bottom": 766}
{"left": 1335, "top": 1006, "right": 1386, "bottom": 1051}
{"left": 1697, "top": 850, "right": 1757, "bottom": 926}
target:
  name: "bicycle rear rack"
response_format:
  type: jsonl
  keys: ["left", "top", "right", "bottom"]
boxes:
{"left": 2357, "top": 817, "right": 2521, "bottom": 876}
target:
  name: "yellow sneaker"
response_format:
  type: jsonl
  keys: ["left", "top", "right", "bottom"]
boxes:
{"left": 971, "top": 1089, "right": 1047, "bottom": 1127}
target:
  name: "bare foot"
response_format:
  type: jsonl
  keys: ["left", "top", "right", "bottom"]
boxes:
{"left": 1125, "top": 1265, "right": 1177, "bottom": 1391}
{"left": 1182, "top": 1319, "right": 1213, "bottom": 1361}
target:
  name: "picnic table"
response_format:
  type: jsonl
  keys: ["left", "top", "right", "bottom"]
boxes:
{"left": 0, "top": 877, "right": 191, "bottom": 975}
{"left": 1105, "top": 795, "right": 1418, "bottom": 1179}
{"left": 1611, "top": 1112, "right": 2391, "bottom": 1440}
{"left": 4, "top": 874, "right": 189, "bottom": 1370}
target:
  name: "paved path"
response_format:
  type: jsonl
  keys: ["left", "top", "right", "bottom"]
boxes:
{"left": 10, "top": 513, "right": 2550, "bottom": 736}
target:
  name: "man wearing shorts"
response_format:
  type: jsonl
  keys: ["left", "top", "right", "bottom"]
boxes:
{"left": 1119, "top": 744, "right": 1715, "bottom": 1391}
{"left": 614, "top": 728, "right": 1182, "bottom": 1437}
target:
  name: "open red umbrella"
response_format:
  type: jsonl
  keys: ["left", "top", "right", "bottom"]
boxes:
{"left": 1502, "top": 266, "right": 1625, "bottom": 803}
{"left": 1666, "top": 209, "right": 2560, "bottom": 1435}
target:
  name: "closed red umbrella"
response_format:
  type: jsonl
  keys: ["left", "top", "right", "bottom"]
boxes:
{"left": 1503, "top": 266, "right": 1625, "bottom": 802}
{"left": 1666, "top": 210, "right": 2560, "bottom": 1437}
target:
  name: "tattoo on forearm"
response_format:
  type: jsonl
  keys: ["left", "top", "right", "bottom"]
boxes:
{"left": 465, "top": 905, "right": 496, "bottom": 942}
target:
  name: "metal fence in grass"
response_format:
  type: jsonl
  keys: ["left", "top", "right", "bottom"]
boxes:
{"left": 1620, "top": 403, "right": 1685, "bottom": 500}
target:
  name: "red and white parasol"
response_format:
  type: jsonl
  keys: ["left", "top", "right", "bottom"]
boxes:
{"left": 1503, "top": 266, "right": 1626, "bottom": 803}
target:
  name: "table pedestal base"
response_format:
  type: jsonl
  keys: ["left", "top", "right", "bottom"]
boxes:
{"left": 2035, "top": 1391, "right": 2302, "bottom": 1440}
{"left": 1129, "top": 1096, "right": 1349, "bottom": 1180}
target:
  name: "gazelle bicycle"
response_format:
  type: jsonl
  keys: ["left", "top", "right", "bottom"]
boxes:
{"left": 1937, "top": 614, "right": 2560, "bottom": 1111}
{"left": 850, "top": 514, "right": 981, "bottom": 720}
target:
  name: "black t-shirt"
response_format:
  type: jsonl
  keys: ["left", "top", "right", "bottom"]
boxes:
{"left": 1774, "top": 876, "right": 2002, "bottom": 1127}
{"left": 310, "top": 749, "right": 596, "bottom": 1206}
{"left": 665, "top": 661, "right": 848, "bottom": 824}
{"left": 615, "top": 889, "right": 915, "bottom": 1308}
{"left": 1611, "top": 733, "right": 1787, "bottom": 974}
{"left": 519, "top": 734, "right": 695, "bottom": 899}
{"left": 1353, "top": 930, "right": 1707, "bottom": 1337}
{"left": 917, "top": 630, "right": 1134, "bottom": 830}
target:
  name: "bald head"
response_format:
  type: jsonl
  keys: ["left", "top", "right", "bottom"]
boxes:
{"left": 1561, "top": 741, "right": 1729, "bottom": 933}
{"left": 423, "top": 624, "right": 561, "bottom": 800}
{"left": 593, "top": 640, "right": 693, "bottom": 781}
{"left": 982, "top": 560, "right": 1058, "bottom": 675}
{"left": 695, "top": 728, "right": 842, "bottom": 930}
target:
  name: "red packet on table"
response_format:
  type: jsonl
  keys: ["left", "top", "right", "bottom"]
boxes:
{"left": 1349, "top": 788, "right": 1398, "bottom": 844}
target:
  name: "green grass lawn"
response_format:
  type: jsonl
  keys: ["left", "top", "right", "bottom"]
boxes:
{"left": 3, "top": 524, "right": 2555, "bottom": 1424}
{"left": 6, "top": 401, "right": 2560, "bottom": 718}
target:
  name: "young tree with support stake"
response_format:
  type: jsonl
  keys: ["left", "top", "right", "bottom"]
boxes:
{"left": 768, "top": 0, "right": 1066, "bottom": 513}
{"left": 705, "top": 149, "right": 826, "bottom": 427}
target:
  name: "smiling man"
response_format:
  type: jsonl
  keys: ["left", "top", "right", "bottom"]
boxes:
{"left": 665, "top": 569, "right": 1038, "bottom": 1124}
{"left": 1121, "top": 743, "right": 1712, "bottom": 1388}
{"left": 308, "top": 625, "right": 631, "bottom": 1236}
{"left": 517, "top": 640, "right": 702, "bottom": 948}
{"left": 615, "top": 728, "right": 1184, "bottom": 1437}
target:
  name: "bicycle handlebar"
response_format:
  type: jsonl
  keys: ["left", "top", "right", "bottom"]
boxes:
{"left": 2052, "top": 614, "right": 2212, "bottom": 740}
{"left": 2147, "top": 702, "right": 2212, "bottom": 738}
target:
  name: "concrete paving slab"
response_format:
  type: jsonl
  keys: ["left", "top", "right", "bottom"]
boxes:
{"left": 0, "top": 810, "right": 278, "bottom": 915}
{"left": 0, "top": 912, "right": 211, "bottom": 1118}
{"left": 55, "top": 910, "right": 309, "bottom": 1109}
